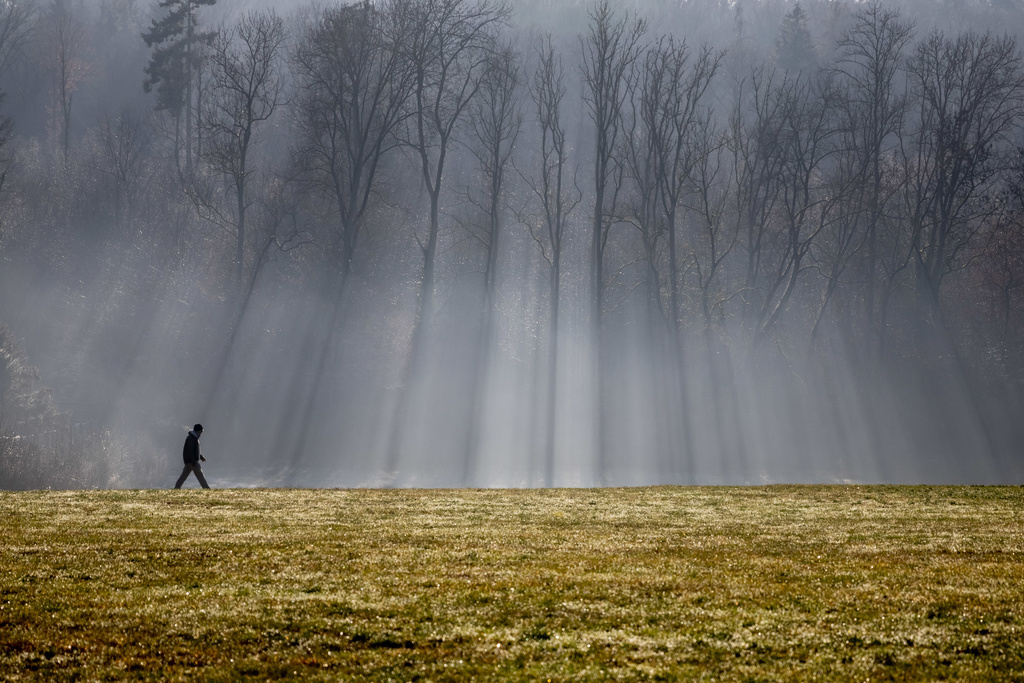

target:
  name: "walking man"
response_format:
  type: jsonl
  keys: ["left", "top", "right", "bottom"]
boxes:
{"left": 174, "top": 424, "right": 210, "bottom": 489}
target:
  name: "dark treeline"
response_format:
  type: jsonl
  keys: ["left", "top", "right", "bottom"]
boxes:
{"left": 2, "top": 0, "right": 1024, "bottom": 489}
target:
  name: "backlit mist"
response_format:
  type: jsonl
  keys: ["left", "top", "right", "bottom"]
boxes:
{"left": 2, "top": 0, "right": 1023, "bottom": 489}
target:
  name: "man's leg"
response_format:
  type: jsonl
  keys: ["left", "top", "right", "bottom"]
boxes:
{"left": 192, "top": 463, "right": 211, "bottom": 489}
{"left": 174, "top": 464, "right": 192, "bottom": 489}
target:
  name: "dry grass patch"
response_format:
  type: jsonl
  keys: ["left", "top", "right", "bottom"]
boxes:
{"left": 2, "top": 486, "right": 1023, "bottom": 681}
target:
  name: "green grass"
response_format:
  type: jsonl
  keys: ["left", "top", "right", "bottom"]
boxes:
{"left": 2, "top": 486, "right": 1023, "bottom": 681}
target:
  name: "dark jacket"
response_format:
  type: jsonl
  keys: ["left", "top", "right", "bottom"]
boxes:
{"left": 183, "top": 431, "right": 201, "bottom": 464}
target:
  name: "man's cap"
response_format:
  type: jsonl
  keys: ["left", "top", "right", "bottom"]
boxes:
{"left": 193, "top": 424, "right": 204, "bottom": 432}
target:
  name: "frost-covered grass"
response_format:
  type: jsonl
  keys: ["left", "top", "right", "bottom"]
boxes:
{"left": 2, "top": 486, "right": 1023, "bottom": 681}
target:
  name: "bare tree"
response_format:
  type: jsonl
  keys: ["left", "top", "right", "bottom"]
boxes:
{"left": 462, "top": 41, "right": 521, "bottom": 483}
{"left": 0, "top": 0, "right": 33, "bottom": 80}
{"left": 386, "top": 0, "right": 509, "bottom": 473}
{"left": 183, "top": 9, "right": 287, "bottom": 430}
{"left": 40, "top": 0, "right": 88, "bottom": 161}
{"left": 580, "top": 0, "right": 646, "bottom": 326}
{"left": 902, "top": 31, "right": 1024, "bottom": 328}
{"left": 729, "top": 68, "right": 788, "bottom": 339}
{"left": 199, "top": 9, "right": 286, "bottom": 301}
{"left": 579, "top": 0, "right": 645, "bottom": 481}
{"left": 403, "top": 0, "right": 507, "bottom": 338}
{"left": 291, "top": 0, "right": 414, "bottom": 294}
{"left": 686, "top": 117, "right": 736, "bottom": 337}
{"left": 621, "top": 48, "right": 664, "bottom": 321}
{"left": 518, "top": 34, "right": 580, "bottom": 486}
{"left": 285, "top": 1, "right": 417, "bottom": 476}
{"left": 759, "top": 73, "right": 840, "bottom": 345}
{"left": 870, "top": 29, "right": 1024, "bottom": 468}
{"left": 636, "top": 38, "right": 722, "bottom": 330}
{"left": 732, "top": 68, "right": 841, "bottom": 346}
{"left": 467, "top": 43, "right": 520, "bottom": 313}
{"left": 685, "top": 115, "right": 744, "bottom": 472}
{"left": 821, "top": 1, "right": 913, "bottom": 351}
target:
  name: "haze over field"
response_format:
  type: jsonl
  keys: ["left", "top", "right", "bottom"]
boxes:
{"left": 2, "top": 0, "right": 1024, "bottom": 489}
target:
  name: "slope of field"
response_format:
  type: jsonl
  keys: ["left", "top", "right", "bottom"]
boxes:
{"left": 2, "top": 486, "right": 1023, "bottom": 681}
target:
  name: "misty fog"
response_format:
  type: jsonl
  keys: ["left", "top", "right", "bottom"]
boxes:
{"left": 2, "top": 0, "right": 1024, "bottom": 489}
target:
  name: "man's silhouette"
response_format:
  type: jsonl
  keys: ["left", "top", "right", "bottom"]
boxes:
{"left": 174, "top": 424, "right": 210, "bottom": 489}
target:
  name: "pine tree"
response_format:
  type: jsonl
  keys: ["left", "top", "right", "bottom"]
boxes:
{"left": 141, "top": 0, "right": 216, "bottom": 169}
{"left": 775, "top": 2, "right": 817, "bottom": 72}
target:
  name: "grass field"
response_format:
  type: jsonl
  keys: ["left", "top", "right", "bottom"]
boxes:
{"left": 2, "top": 486, "right": 1023, "bottom": 681}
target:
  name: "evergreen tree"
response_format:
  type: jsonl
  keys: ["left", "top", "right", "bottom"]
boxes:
{"left": 141, "top": 0, "right": 216, "bottom": 169}
{"left": 775, "top": 2, "right": 817, "bottom": 72}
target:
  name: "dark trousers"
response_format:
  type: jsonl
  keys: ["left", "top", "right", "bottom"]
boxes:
{"left": 174, "top": 462, "right": 210, "bottom": 489}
